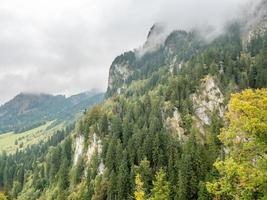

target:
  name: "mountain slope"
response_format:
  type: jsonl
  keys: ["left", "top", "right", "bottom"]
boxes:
{"left": 0, "top": 91, "right": 104, "bottom": 133}
{"left": 67, "top": 16, "right": 267, "bottom": 199}
{"left": 0, "top": 2, "right": 267, "bottom": 199}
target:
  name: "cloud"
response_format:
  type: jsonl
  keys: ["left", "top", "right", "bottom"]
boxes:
{"left": 0, "top": 0, "right": 255, "bottom": 104}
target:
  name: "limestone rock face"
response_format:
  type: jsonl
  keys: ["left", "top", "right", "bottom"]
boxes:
{"left": 74, "top": 133, "right": 104, "bottom": 175}
{"left": 106, "top": 51, "right": 136, "bottom": 97}
{"left": 73, "top": 134, "right": 84, "bottom": 165}
{"left": 106, "top": 28, "right": 202, "bottom": 98}
{"left": 192, "top": 76, "right": 225, "bottom": 126}
{"left": 243, "top": 0, "right": 267, "bottom": 43}
{"left": 137, "top": 23, "right": 166, "bottom": 56}
{"left": 166, "top": 108, "right": 186, "bottom": 141}
{"left": 86, "top": 133, "right": 104, "bottom": 175}
{"left": 108, "top": 63, "right": 133, "bottom": 91}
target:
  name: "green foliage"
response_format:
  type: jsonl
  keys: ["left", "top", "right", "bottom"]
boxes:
{"left": 135, "top": 157, "right": 152, "bottom": 196}
{"left": 207, "top": 89, "right": 267, "bottom": 200}
{"left": 11, "top": 181, "right": 22, "bottom": 198}
{"left": 1, "top": 21, "right": 267, "bottom": 200}
{"left": 149, "top": 168, "right": 170, "bottom": 200}
{"left": 71, "top": 157, "right": 84, "bottom": 186}
{"left": 58, "top": 158, "right": 70, "bottom": 190}
{"left": 0, "top": 125, "right": 73, "bottom": 199}
{"left": 0, "top": 92, "right": 103, "bottom": 134}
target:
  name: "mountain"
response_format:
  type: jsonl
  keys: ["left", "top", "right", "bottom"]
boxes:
{"left": 0, "top": 1, "right": 267, "bottom": 199}
{"left": 106, "top": 28, "right": 204, "bottom": 97}
{"left": 0, "top": 91, "right": 104, "bottom": 133}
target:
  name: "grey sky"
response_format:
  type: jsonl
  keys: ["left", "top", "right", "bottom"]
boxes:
{"left": 0, "top": 0, "right": 254, "bottom": 104}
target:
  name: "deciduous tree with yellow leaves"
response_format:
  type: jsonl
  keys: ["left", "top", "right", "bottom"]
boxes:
{"left": 0, "top": 193, "right": 7, "bottom": 200}
{"left": 207, "top": 89, "right": 267, "bottom": 200}
{"left": 135, "top": 174, "right": 145, "bottom": 200}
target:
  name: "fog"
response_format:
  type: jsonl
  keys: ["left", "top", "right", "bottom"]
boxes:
{"left": 0, "top": 0, "right": 259, "bottom": 103}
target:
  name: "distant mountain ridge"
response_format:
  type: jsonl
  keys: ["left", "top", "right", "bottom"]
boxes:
{"left": 0, "top": 91, "right": 104, "bottom": 133}
{"left": 0, "top": 1, "right": 267, "bottom": 199}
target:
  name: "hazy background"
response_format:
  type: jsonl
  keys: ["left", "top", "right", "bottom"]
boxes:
{"left": 0, "top": 0, "right": 256, "bottom": 104}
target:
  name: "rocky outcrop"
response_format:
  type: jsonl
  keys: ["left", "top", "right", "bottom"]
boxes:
{"left": 166, "top": 108, "right": 186, "bottom": 141}
{"left": 137, "top": 23, "right": 166, "bottom": 57}
{"left": 108, "top": 63, "right": 133, "bottom": 91}
{"left": 243, "top": 0, "right": 267, "bottom": 43}
{"left": 192, "top": 76, "right": 224, "bottom": 126}
{"left": 86, "top": 133, "right": 104, "bottom": 175}
{"left": 107, "top": 30, "right": 203, "bottom": 97}
{"left": 74, "top": 133, "right": 104, "bottom": 175}
{"left": 164, "top": 30, "right": 203, "bottom": 66}
{"left": 73, "top": 134, "right": 84, "bottom": 165}
{"left": 106, "top": 51, "right": 136, "bottom": 97}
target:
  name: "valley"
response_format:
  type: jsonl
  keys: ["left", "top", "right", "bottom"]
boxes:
{"left": 0, "top": 121, "right": 62, "bottom": 154}
{"left": 0, "top": 0, "right": 266, "bottom": 200}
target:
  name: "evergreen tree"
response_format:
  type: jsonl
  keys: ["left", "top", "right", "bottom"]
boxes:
{"left": 11, "top": 181, "right": 22, "bottom": 199}
{"left": 198, "top": 181, "right": 212, "bottom": 200}
{"left": 100, "top": 114, "right": 109, "bottom": 136}
{"left": 107, "top": 170, "right": 117, "bottom": 200}
{"left": 149, "top": 168, "right": 170, "bottom": 200}
{"left": 117, "top": 150, "right": 129, "bottom": 200}
{"left": 92, "top": 176, "right": 108, "bottom": 200}
{"left": 176, "top": 170, "right": 187, "bottom": 200}
{"left": 71, "top": 157, "right": 84, "bottom": 186}
{"left": 136, "top": 157, "right": 152, "bottom": 196}
{"left": 57, "top": 158, "right": 69, "bottom": 190}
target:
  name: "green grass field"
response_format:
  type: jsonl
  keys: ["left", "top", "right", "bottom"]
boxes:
{"left": 0, "top": 121, "right": 64, "bottom": 154}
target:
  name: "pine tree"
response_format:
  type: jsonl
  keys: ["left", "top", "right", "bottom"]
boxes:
{"left": 117, "top": 150, "right": 129, "bottom": 200}
{"left": 136, "top": 157, "right": 152, "bottom": 196}
{"left": 49, "top": 147, "right": 61, "bottom": 183}
{"left": 71, "top": 157, "right": 84, "bottom": 186}
{"left": 100, "top": 114, "right": 109, "bottom": 136}
{"left": 105, "top": 137, "right": 116, "bottom": 171}
{"left": 198, "top": 181, "right": 212, "bottom": 200}
{"left": 149, "top": 168, "right": 170, "bottom": 200}
{"left": 92, "top": 176, "right": 108, "bottom": 200}
{"left": 57, "top": 158, "right": 69, "bottom": 190}
{"left": 176, "top": 170, "right": 186, "bottom": 200}
{"left": 115, "top": 140, "right": 123, "bottom": 172}
{"left": 11, "top": 181, "right": 22, "bottom": 199}
{"left": 107, "top": 170, "right": 117, "bottom": 200}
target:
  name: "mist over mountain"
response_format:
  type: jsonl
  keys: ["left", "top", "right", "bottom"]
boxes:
{"left": 0, "top": 0, "right": 266, "bottom": 200}
{"left": 0, "top": 0, "right": 259, "bottom": 104}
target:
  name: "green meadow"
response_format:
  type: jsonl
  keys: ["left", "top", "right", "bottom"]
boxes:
{"left": 0, "top": 121, "right": 63, "bottom": 154}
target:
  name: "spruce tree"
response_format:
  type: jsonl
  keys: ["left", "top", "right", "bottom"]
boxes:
{"left": 150, "top": 168, "right": 170, "bottom": 200}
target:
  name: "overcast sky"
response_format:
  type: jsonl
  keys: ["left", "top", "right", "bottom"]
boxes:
{"left": 0, "top": 0, "right": 256, "bottom": 104}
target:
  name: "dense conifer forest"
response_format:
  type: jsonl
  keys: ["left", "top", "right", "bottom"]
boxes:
{"left": 0, "top": 13, "right": 266, "bottom": 200}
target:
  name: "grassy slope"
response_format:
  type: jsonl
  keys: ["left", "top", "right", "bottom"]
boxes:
{"left": 0, "top": 121, "right": 64, "bottom": 154}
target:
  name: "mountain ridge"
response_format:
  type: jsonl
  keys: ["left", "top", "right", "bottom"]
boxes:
{"left": 0, "top": 1, "right": 267, "bottom": 199}
{"left": 0, "top": 90, "right": 104, "bottom": 133}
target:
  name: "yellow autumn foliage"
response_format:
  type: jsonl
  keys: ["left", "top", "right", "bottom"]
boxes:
{"left": 135, "top": 174, "right": 145, "bottom": 200}
{"left": 207, "top": 89, "right": 267, "bottom": 200}
{"left": 0, "top": 193, "right": 7, "bottom": 200}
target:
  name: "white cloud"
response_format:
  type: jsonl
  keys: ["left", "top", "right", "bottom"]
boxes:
{"left": 0, "top": 0, "right": 255, "bottom": 103}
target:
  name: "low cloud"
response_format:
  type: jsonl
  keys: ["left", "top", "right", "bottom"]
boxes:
{"left": 0, "top": 0, "right": 256, "bottom": 104}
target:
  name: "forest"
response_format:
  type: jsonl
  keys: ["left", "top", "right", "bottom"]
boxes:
{"left": 0, "top": 22, "right": 266, "bottom": 200}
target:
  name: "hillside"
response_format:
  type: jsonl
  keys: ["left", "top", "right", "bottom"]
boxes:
{"left": 0, "top": 91, "right": 104, "bottom": 134}
{"left": 0, "top": 1, "right": 266, "bottom": 200}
